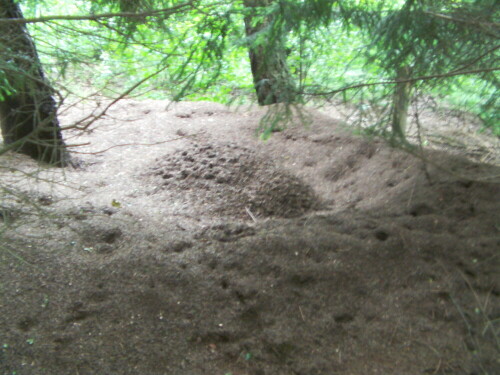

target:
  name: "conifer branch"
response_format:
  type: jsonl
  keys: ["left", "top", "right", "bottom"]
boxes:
{"left": 303, "top": 67, "right": 500, "bottom": 97}
{"left": 0, "top": 2, "right": 194, "bottom": 24}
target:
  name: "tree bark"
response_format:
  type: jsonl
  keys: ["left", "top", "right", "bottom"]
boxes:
{"left": 243, "top": 0, "right": 295, "bottom": 106}
{"left": 391, "top": 66, "right": 412, "bottom": 142}
{"left": 0, "top": 0, "right": 68, "bottom": 166}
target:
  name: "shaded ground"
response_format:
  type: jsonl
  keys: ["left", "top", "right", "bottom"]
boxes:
{"left": 1, "top": 100, "right": 499, "bottom": 375}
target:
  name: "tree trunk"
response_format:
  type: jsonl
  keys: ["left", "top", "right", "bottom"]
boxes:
{"left": 243, "top": 0, "right": 295, "bottom": 106}
{"left": 0, "top": 0, "right": 68, "bottom": 166}
{"left": 391, "top": 66, "right": 412, "bottom": 142}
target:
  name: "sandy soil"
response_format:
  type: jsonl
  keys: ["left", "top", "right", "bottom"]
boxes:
{"left": 1, "top": 100, "right": 499, "bottom": 375}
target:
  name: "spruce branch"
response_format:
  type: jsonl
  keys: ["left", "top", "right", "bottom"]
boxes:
{"left": 303, "top": 67, "right": 500, "bottom": 97}
{"left": 0, "top": 2, "right": 195, "bottom": 24}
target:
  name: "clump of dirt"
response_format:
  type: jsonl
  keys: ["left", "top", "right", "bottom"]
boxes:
{"left": 147, "top": 141, "right": 320, "bottom": 218}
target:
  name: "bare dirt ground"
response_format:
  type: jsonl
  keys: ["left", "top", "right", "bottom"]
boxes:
{"left": 1, "top": 100, "right": 499, "bottom": 375}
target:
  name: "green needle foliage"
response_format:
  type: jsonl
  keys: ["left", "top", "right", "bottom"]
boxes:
{"left": 366, "top": 0, "right": 499, "bottom": 134}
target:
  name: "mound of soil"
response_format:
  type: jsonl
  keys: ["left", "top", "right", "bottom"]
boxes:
{"left": 0, "top": 100, "right": 499, "bottom": 375}
{"left": 147, "top": 141, "right": 320, "bottom": 218}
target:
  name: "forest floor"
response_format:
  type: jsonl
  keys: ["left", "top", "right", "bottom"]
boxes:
{"left": 1, "top": 99, "right": 499, "bottom": 375}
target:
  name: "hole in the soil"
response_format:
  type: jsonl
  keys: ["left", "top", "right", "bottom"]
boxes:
{"left": 239, "top": 307, "right": 259, "bottom": 323}
{"left": 456, "top": 261, "right": 477, "bottom": 278}
{"left": 17, "top": 317, "right": 37, "bottom": 332}
{"left": 200, "top": 331, "right": 232, "bottom": 343}
{"left": 234, "top": 290, "right": 246, "bottom": 303}
{"left": 334, "top": 313, "right": 354, "bottom": 324}
{"left": 207, "top": 258, "right": 218, "bottom": 270}
{"left": 102, "top": 207, "right": 115, "bottom": 216}
{"left": 220, "top": 279, "right": 229, "bottom": 289}
{"left": 289, "top": 273, "right": 315, "bottom": 285}
{"left": 148, "top": 278, "right": 156, "bottom": 288}
{"left": 268, "top": 342, "right": 296, "bottom": 361}
{"left": 217, "top": 332, "right": 231, "bottom": 343}
{"left": 436, "top": 291, "right": 450, "bottom": 301}
{"left": 102, "top": 228, "right": 122, "bottom": 244}
{"left": 170, "top": 240, "right": 192, "bottom": 253}
{"left": 88, "top": 291, "right": 109, "bottom": 303}
{"left": 374, "top": 230, "right": 389, "bottom": 241}
{"left": 409, "top": 203, "right": 434, "bottom": 217}
{"left": 65, "top": 310, "right": 92, "bottom": 323}
{"left": 463, "top": 269, "right": 477, "bottom": 278}
{"left": 53, "top": 335, "right": 73, "bottom": 349}
{"left": 457, "top": 180, "right": 473, "bottom": 189}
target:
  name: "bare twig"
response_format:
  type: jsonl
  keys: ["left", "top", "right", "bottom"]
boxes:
{"left": 245, "top": 207, "right": 258, "bottom": 222}
{"left": 61, "top": 64, "right": 171, "bottom": 132}
{"left": 71, "top": 134, "right": 201, "bottom": 155}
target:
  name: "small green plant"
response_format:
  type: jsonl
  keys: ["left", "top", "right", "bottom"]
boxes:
{"left": 111, "top": 199, "right": 122, "bottom": 208}
{"left": 41, "top": 294, "right": 49, "bottom": 308}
